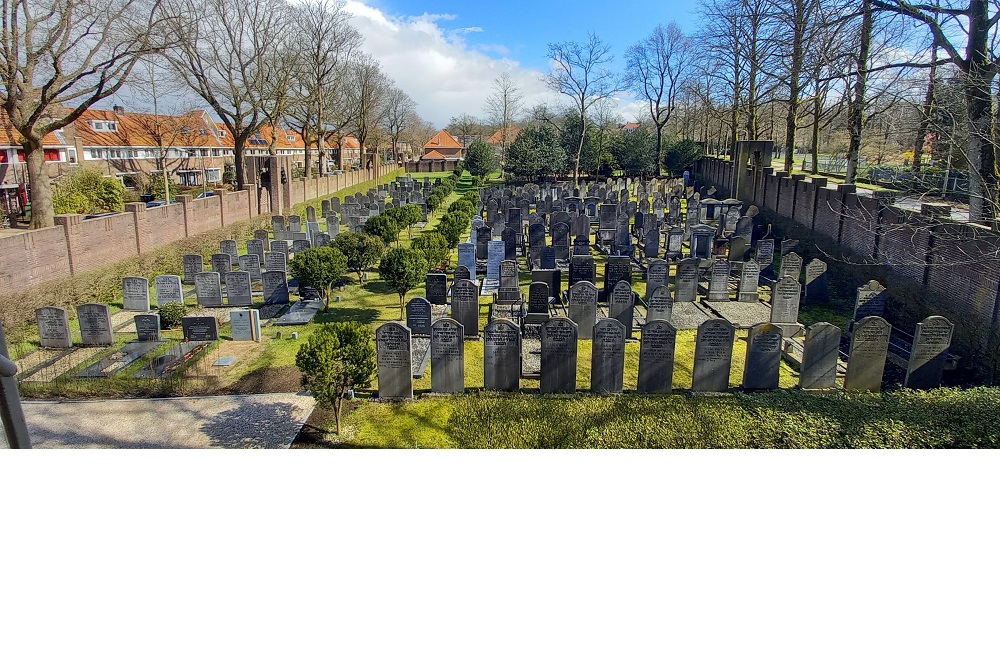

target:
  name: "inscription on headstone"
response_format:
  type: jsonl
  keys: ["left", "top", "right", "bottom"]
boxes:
{"left": 426, "top": 273, "right": 448, "bottom": 305}
{"left": 194, "top": 272, "right": 223, "bottom": 307}
{"left": 540, "top": 317, "right": 578, "bottom": 394}
{"left": 183, "top": 254, "right": 203, "bottom": 284}
{"left": 451, "top": 279, "right": 480, "bottom": 338}
{"left": 743, "top": 322, "right": 783, "bottom": 390}
{"left": 770, "top": 276, "right": 801, "bottom": 324}
{"left": 154, "top": 275, "right": 184, "bottom": 307}
{"left": 225, "top": 271, "right": 253, "bottom": 307}
{"left": 637, "top": 320, "right": 677, "bottom": 393}
{"left": 134, "top": 313, "right": 161, "bottom": 342}
{"left": 844, "top": 316, "right": 891, "bottom": 391}
{"left": 77, "top": 303, "right": 114, "bottom": 346}
{"left": 691, "top": 319, "right": 735, "bottom": 392}
{"left": 36, "top": 307, "right": 72, "bottom": 348}
{"left": 431, "top": 318, "right": 465, "bottom": 394}
{"left": 800, "top": 322, "right": 841, "bottom": 389}
{"left": 484, "top": 319, "right": 521, "bottom": 391}
{"left": 405, "top": 297, "right": 432, "bottom": 336}
{"left": 647, "top": 285, "right": 673, "bottom": 322}
{"left": 567, "top": 280, "right": 598, "bottom": 340}
{"left": 673, "top": 258, "right": 699, "bottom": 302}
{"left": 904, "top": 315, "right": 954, "bottom": 389}
{"left": 590, "top": 318, "right": 626, "bottom": 394}
{"left": 853, "top": 280, "right": 886, "bottom": 321}
{"left": 181, "top": 316, "right": 219, "bottom": 341}
{"left": 122, "top": 276, "right": 150, "bottom": 311}
{"left": 262, "top": 271, "right": 290, "bottom": 305}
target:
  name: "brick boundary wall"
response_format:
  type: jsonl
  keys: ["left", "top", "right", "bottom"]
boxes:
{"left": 0, "top": 167, "right": 392, "bottom": 294}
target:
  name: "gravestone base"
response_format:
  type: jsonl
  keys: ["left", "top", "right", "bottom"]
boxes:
{"left": 275, "top": 300, "right": 323, "bottom": 326}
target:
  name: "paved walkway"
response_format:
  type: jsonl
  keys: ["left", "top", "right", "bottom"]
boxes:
{"left": 23, "top": 393, "right": 315, "bottom": 449}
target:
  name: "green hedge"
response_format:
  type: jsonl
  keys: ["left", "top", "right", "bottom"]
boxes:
{"left": 441, "top": 388, "right": 1000, "bottom": 448}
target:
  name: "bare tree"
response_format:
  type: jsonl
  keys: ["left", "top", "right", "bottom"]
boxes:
{"left": 0, "top": 0, "right": 170, "bottom": 228}
{"left": 381, "top": 87, "right": 415, "bottom": 165}
{"left": 543, "top": 33, "right": 618, "bottom": 185}
{"left": 483, "top": 72, "right": 523, "bottom": 175}
{"left": 625, "top": 23, "right": 692, "bottom": 175}
{"left": 772, "top": 0, "right": 824, "bottom": 173}
{"left": 164, "top": 0, "right": 290, "bottom": 190}
{"left": 344, "top": 54, "right": 391, "bottom": 170}
{"left": 402, "top": 114, "right": 437, "bottom": 155}
{"left": 446, "top": 113, "right": 486, "bottom": 147}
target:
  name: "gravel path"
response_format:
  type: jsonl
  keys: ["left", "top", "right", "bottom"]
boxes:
{"left": 23, "top": 393, "right": 315, "bottom": 449}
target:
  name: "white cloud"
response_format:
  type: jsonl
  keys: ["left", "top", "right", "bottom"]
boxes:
{"left": 343, "top": 1, "right": 555, "bottom": 127}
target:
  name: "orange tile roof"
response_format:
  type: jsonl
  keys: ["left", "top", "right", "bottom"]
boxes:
{"left": 422, "top": 149, "right": 449, "bottom": 160}
{"left": 0, "top": 109, "right": 69, "bottom": 147}
{"left": 486, "top": 127, "right": 519, "bottom": 144}
{"left": 76, "top": 108, "right": 225, "bottom": 148}
{"left": 424, "top": 129, "right": 462, "bottom": 150}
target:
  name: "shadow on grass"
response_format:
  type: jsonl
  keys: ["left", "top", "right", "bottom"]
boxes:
{"left": 315, "top": 307, "right": 380, "bottom": 324}
{"left": 361, "top": 280, "right": 395, "bottom": 296}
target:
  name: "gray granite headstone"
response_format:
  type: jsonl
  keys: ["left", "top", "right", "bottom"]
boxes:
{"left": 743, "top": 322, "right": 783, "bottom": 390}
{"left": 800, "top": 322, "right": 841, "bottom": 389}
{"left": 770, "top": 276, "right": 801, "bottom": 324}
{"left": 247, "top": 238, "right": 266, "bottom": 262}
{"left": 569, "top": 255, "right": 595, "bottom": 286}
{"left": 484, "top": 318, "right": 521, "bottom": 391}
{"left": 780, "top": 251, "right": 803, "bottom": 282}
{"left": 122, "top": 276, "right": 150, "bottom": 311}
{"left": 666, "top": 227, "right": 683, "bottom": 256}
{"left": 181, "top": 315, "right": 219, "bottom": 341}
{"left": 691, "top": 319, "right": 735, "bottom": 392}
{"left": 194, "top": 272, "right": 223, "bottom": 307}
{"left": 645, "top": 259, "right": 669, "bottom": 301}
{"left": 154, "top": 275, "right": 184, "bottom": 307}
{"left": 539, "top": 246, "right": 556, "bottom": 270}
{"left": 426, "top": 273, "right": 448, "bottom": 305}
{"left": 451, "top": 278, "right": 480, "bottom": 338}
{"left": 804, "top": 259, "right": 828, "bottom": 303}
{"left": 568, "top": 280, "right": 598, "bottom": 340}
{"left": 844, "top": 316, "right": 891, "bottom": 391}
{"left": 230, "top": 309, "right": 261, "bottom": 341}
{"left": 239, "top": 254, "right": 263, "bottom": 282}
{"left": 76, "top": 303, "right": 114, "bottom": 346}
{"left": 647, "top": 285, "right": 673, "bottom": 322}
{"left": 36, "top": 307, "right": 72, "bottom": 348}
{"left": 603, "top": 256, "right": 631, "bottom": 299}
{"left": 904, "top": 315, "right": 954, "bottom": 389}
{"left": 293, "top": 239, "right": 312, "bottom": 254}
{"left": 454, "top": 265, "right": 471, "bottom": 282}
{"left": 609, "top": 280, "right": 634, "bottom": 334}
{"left": 377, "top": 322, "right": 413, "bottom": 400}
{"left": 262, "top": 271, "right": 290, "bottom": 305}
{"left": 706, "top": 259, "right": 730, "bottom": 302}
{"left": 540, "top": 317, "right": 578, "bottom": 394}
{"left": 264, "top": 251, "right": 287, "bottom": 273}
{"left": 637, "top": 320, "right": 677, "bottom": 393}
{"left": 487, "top": 240, "right": 505, "bottom": 279}
{"left": 673, "top": 258, "right": 699, "bottom": 302}
{"left": 134, "top": 313, "right": 161, "bottom": 342}
{"left": 458, "top": 243, "right": 476, "bottom": 275}
{"left": 755, "top": 238, "right": 775, "bottom": 267}
{"left": 853, "top": 280, "right": 886, "bottom": 321}
{"left": 737, "top": 260, "right": 761, "bottom": 303}
{"left": 183, "top": 254, "right": 203, "bottom": 284}
{"left": 225, "top": 271, "right": 253, "bottom": 307}
{"left": 431, "top": 318, "right": 465, "bottom": 394}
{"left": 590, "top": 318, "right": 626, "bottom": 395}
{"left": 220, "top": 239, "right": 239, "bottom": 262}
{"left": 211, "top": 253, "right": 232, "bottom": 278}
{"left": 405, "top": 297, "right": 432, "bottom": 336}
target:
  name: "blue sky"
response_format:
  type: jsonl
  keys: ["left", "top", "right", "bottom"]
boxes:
{"left": 342, "top": 0, "right": 702, "bottom": 127}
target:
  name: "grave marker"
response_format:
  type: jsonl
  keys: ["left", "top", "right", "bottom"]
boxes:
{"left": 134, "top": 314, "right": 161, "bottom": 342}
{"left": 770, "top": 276, "right": 801, "bottom": 324}
{"left": 451, "top": 279, "right": 480, "bottom": 338}
{"left": 230, "top": 309, "right": 262, "bottom": 341}
{"left": 609, "top": 280, "right": 634, "bottom": 334}
{"left": 194, "top": 272, "right": 223, "bottom": 307}
{"left": 673, "top": 257, "right": 699, "bottom": 302}
{"left": 431, "top": 318, "right": 465, "bottom": 394}
{"left": 405, "top": 297, "right": 432, "bottom": 336}
{"left": 691, "top": 319, "right": 735, "bottom": 392}
{"left": 853, "top": 280, "right": 886, "bottom": 321}
{"left": 539, "top": 317, "right": 578, "bottom": 394}
{"left": 743, "top": 322, "right": 783, "bottom": 390}
{"left": 647, "top": 285, "right": 673, "bottom": 322}
{"left": 804, "top": 258, "right": 828, "bottom": 303}
{"left": 376, "top": 322, "right": 413, "bottom": 400}
{"left": 154, "top": 275, "right": 184, "bottom": 307}
{"left": 225, "top": 271, "right": 253, "bottom": 307}
{"left": 737, "top": 260, "right": 761, "bottom": 303}
{"left": 182, "top": 254, "right": 203, "bottom": 284}
{"left": 425, "top": 273, "right": 448, "bottom": 305}
{"left": 800, "top": 322, "right": 841, "bottom": 389}
{"left": 844, "top": 316, "right": 891, "bottom": 391}
{"left": 181, "top": 316, "right": 219, "bottom": 341}
{"left": 637, "top": 320, "right": 677, "bottom": 393}
{"left": 567, "top": 280, "right": 598, "bottom": 340}
{"left": 122, "top": 276, "right": 150, "bottom": 311}
{"left": 262, "top": 271, "right": 290, "bottom": 305}
{"left": 590, "top": 318, "right": 626, "bottom": 394}
{"left": 706, "top": 259, "right": 730, "bottom": 301}
{"left": 904, "top": 316, "right": 954, "bottom": 389}
{"left": 35, "top": 307, "right": 72, "bottom": 348}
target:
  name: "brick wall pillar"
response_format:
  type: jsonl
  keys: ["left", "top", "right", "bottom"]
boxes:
{"left": 177, "top": 195, "right": 193, "bottom": 237}
{"left": 215, "top": 188, "right": 228, "bottom": 227}
{"left": 242, "top": 185, "right": 257, "bottom": 219}
{"left": 125, "top": 202, "right": 145, "bottom": 255}
{"left": 54, "top": 214, "right": 83, "bottom": 275}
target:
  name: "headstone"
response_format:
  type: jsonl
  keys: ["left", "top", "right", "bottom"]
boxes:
{"left": 665, "top": 227, "right": 684, "bottom": 256}
{"left": 271, "top": 240, "right": 290, "bottom": 259}
{"left": 569, "top": 255, "right": 596, "bottom": 286}
{"left": 755, "top": 239, "right": 775, "bottom": 267}
{"left": 230, "top": 309, "right": 262, "bottom": 341}
{"left": 154, "top": 275, "right": 184, "bottom": 307}
{"left": 590, "top": 318, "right": 626, "bottom": 394}
{"left": 780, "top": 252, "right": 803, "bottom": 282}
{"left": 454, "top": 265, "right": 471, "bottom": 282}
{"left": 181, "top": 315, "right": 219, "bottom": 341}
{"left": 728, "top": 237, "right": 749, "bottom": 262}
{"left": 292, "top": 239, "right": 311, "bottom": 255}
{"left": 122, "top": 276, "right": 150, "bottom": 311}
{"left": 527, "top": 281, "right": 550, "bottom": 317}
{"left": 539, "top": 246, "right": 556, "bottom": 270}
{"left": 405, "top": 297, "right": 432, "bottom": 336}
{"left": 211, "top": 253, "right": 232, "bottom": 279}
{"left": 844, "top": 316, "right": 891, "bottom": 391}
{"left": 853, "top": 280, "right": 886, "bottom": 321}
{"left": 673, "top": 258, "right": 699, "bottom": 302}
{"left": 644, "top": 229, "right": 660, "bottom": 259}
{"left": 706, "top": 259, "right": 730, "bottom": 301}
{"left": 476, "top": 226, "right": 491, "bottom": 260}
{"left": 264, "top": 251, "right": 287, "bottom": 273}
{"left": 904, "top": 315, "right": 954, "bottom": 389}
{"left": 737, "top": 260, "right": 761, "bottom": 303}
{"left": 225, "top": 271, "right": 253, "bottom": 307}
{"left": 376, "top": 322, "right": 413, "bottom": 400}
{"left": 647, "top": 285, "right": 673, "bottom": 322}
{"left": 451, "top": 279, "right": 480, "bottom": 338}
{"left": 194, "top": 272, "right": 223, "bottom": 307}
{"left": 458, "top": 243, "right": 476, "bottom": 275}
{"left": 603, "top": 256, "right": 631, "bottom": 299}
{"left": 182, "top": 254, "right": 203, "bottom": 284}
{"left": 501, "top": 227, "right": 517, "bottom": 260}
{"left": 637, "top": 320, "right": 677, "bottom": 393}
{"left": 430, "top": 318, "right": 465, "bottom": 394}
{"left": 239, "top": 254, "right": 263, "bottom": 282}
{"left": 691, "top": 319, "right": 735, "bottom": 392}
{"left": 743, "top": 322, "right": 783, "bottom": 390}
{"left": 645, "top": 259, "right": 669, "bottom": 301}
{"left": 262, "top": 271, "right": 290, "bottom": 305}
{"left": 76, "top": 303, "right": 114, "bottom": 346}
{"left": 487, "top": 240, "right": 505, "bottom": 279}
{"left": 804, "top": 259, "right": 828, "bottom": 303}
{"left": 770, "top": 276, "right": 801, "bottom": 324}
{"left": 609, "top": 280, "right": 634, "bottom": 334}
{"left": 484, "top": 319, "right": 521, "bottom": 391}
{"left": 220, "top": 239, "right": 238, "bottom": 262}
{"left": 800, "top": 322, "right": 841, "bottom": 389}
{"left": 567, "top": 280, "right": 598, "bottom": 340}
{"left": 539, "top": 317, "right": 578, "bottom": 394}
{"left": 253, "top": 230, "right": 270, "bottom": 252}
{"left": 426, "top": 273, "right": 448, "bottom": 305}
{"left": 36, "top": 307, "right": 72, "bottom": 348}
{"left": 134, "top": 313, "right": 161, "bottom": 342}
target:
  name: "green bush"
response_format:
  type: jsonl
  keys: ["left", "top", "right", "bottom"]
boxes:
{"left": 411, "top": 232, "right": 450, "bottom": 270}
{"left": 365, "top": 213, "right": 403, "bottom": 247}
{"left": 53, "top": 168, "right": 126, "bottom": 214}
{"left": 158, "top": 301, "right": 187, "bottom": 329}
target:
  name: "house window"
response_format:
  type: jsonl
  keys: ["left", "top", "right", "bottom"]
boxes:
{"left": 90, "top": 120, "right": 118, "bottom": 132}
{"left": 211, "top": 149, "right": 220, "bottom": 157}
{"left": 206, "top": 168, "right": 221, "bottom": 183}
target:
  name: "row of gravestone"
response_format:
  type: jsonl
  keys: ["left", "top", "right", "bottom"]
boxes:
{"left": 375, "top": 312, "right": 954, "bottom": 399}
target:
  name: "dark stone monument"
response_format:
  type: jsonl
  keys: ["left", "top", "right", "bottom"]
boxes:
{"left": 800, "top": 322, "right": 842, "bottom": 389}
{"left": 647, "top": 285, "right": 673, "bottom": 322}
{"left": 134, "top": 314, "right": 161, "bottom": 342}
{"left": 194, "top": 272, "right": 223, "bottom": 308}
{"left": 853, "top": 280, "right": 886, "bottom": 321}
{"left": 484, "top": 318, "right": 521, "bottom": 391}
{"left": 590, "top": 318, "right": 626, "bottom": 394}
{"left": 262, "top": 270, "right": 290, "bottom": 305}
{"left": 376, "top": 322, "right": 413, "bottom": 400}
{"left": 770, "top": 276, "right": 801, "bottom": 324}
{"left": 804, "top": 258, "right": 828, "bottom": 303}
{"left": 691, "top": 319, "right": 735, "bottom": 392}
{"left": 527, "top": 281, "right": 550, "bottom": 317}
{"left": 844, "top": 316, "right": 891, "bottom": 391}
{"left": 183, "top": 254, "right": 203, "bottom": 284}
{"left": 743, "top": 322, "right": 783, "bottom": 390}
{"left": 673, "top": 257, "right": 699, "bottom": 302}
{"left": 645, "top": 259, "right": 669, "bottom": 301}
{"left": 755, "top": 238, "right": 775, "bottom": 267}
{"left": 904, "top": 315, "right": 954, "bottom": 389}
{"left": 569, "top": 255, "right": 595, "bottom": 286}
{"left": 211, "top": 253, "right": 232, "bottom": 278}
{"left": 637, "top": 320, "right": 677, "bottom": 393}
{"left": 405, "top": 297, "right": 432, "bottom": 336}
{"left": 451, "top": 278, "right": 480, "bottom": 338}
{"left": 540, "top": 317, "right": 578, "bottom": 394}
{"left": 181, "top": 316, "right": 219, "bottom": 341}
{"left": 603, "top": 256, "right": 631, "bottom": 300}
{"left": 426, "top": 273, "right": 448, "bottom": 305}
{"left": 454, "top": 265, "right": 472, "bottom": 282}
{"left": 609, "top": 280, "right": 634, "bottom": 334}
{"left": 567, "top": 280, "right": 598, "bottom": 340}
{"left": 431, "top": 318, "right": 465, "bottom": 394}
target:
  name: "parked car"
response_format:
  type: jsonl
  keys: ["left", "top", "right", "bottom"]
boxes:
{"left": 194, "top": 191, "right": 216, "bottom": 199}
{"left": 145, "top": 199, "right": 176, "bottom": 208}
{"left": 83, "top": 211, "right": 117, "bottom": 220}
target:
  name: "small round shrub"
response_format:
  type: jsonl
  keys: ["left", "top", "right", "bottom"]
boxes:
{"left": 158, "top": 301, "right": 188, "bottom": 328}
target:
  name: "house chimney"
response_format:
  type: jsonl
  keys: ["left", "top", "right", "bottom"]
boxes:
{"left": 113, "top": 105, "right": 125, "bottom": 115}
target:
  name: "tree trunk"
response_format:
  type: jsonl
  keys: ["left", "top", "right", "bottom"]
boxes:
{"left": 845, "top": 0, "right": 872, "bottom": 184}
{"left": 25, "top": 138, "right": 54, "bottom": 229}
{"left": 234, "top": 134, "right": 248, "bottom": 190}
{"left": 574, "top": 113, "right": 586, "bottom": 186}
{"left": 304, "top": 143, "right": 314, "bottom": 178}
{"left": 334, "top": 395, "right": 343, "bottom": 435}
{"left": 911, "top": 41, "right": 937, "bottom": 174}
{"left": 655, "top": 123, "right": 664, "bottom": 176}
{"left": 965, "top": 70, "right": 998, "bottom": 225}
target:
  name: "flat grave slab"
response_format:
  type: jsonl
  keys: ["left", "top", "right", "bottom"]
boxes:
{"left": 133, "top": 342, "right": 211, "bottom": 379}
{"left": 669, "top": 301, "right": 714, "bottom": 330}
{"left": 213, "top": 356, "right": 238, "bottom": 367}
{"left": 702, "top": 300, "right": 774, "bottom": 329}
{"left": 76, "top": 340, "right": 163, "bottom": 378}
{"left": 274, "top": 300, "right": 323, "bottom": 326}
